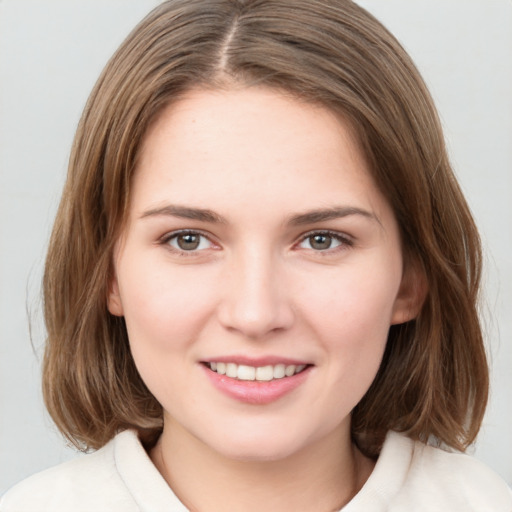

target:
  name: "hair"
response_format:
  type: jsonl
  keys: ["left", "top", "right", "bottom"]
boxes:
{"left": 43, "top": 0, "right": 487, "bottom": 457}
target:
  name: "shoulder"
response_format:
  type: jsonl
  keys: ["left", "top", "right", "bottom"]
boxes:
{"left": 0, "top": 431, "right": 140, "bottom": 512}
{"left": 386, "top": 432, "right": 512, "bottom": 511}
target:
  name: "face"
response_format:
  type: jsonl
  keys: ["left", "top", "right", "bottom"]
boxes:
{"left": 108, "top": 87, "right": 421, "bottom": 462}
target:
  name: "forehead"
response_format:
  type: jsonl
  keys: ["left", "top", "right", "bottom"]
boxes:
{"left": 132, "top": 86, "right": 390, "bottom": 226}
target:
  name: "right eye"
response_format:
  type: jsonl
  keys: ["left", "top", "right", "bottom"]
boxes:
{"left": 163, "top": 231, "right": 214, "bottom": 252}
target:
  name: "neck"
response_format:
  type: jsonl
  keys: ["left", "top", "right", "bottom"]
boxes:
{"left": 150, "top": 418, "right": 374, "bottom": 512}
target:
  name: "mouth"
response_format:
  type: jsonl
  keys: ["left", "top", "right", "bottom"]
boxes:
{"left": 201, "top": 359, "right": 313, "bottom": 404}
{"left": 204, "top": 362, "right": 309, "bottom": 382}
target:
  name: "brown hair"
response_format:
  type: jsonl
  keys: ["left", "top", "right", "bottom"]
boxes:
{"left": 43, "top": 0, "right": 487, "bottom": 456}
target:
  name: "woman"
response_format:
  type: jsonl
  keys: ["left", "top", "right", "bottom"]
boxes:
{"left": 2, "top": 0, "right": 511, "bottom": 510}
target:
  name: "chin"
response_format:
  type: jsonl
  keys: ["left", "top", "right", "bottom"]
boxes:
{"left": 203, "top": 427, "right": 315, "bottom": 463}
{"left": 216, "top": 443, "right": 298, "bottom": 463}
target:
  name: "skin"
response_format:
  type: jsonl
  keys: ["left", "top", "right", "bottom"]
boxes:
{"left": 108, "top": 87, "right": 423, "bottom": 511}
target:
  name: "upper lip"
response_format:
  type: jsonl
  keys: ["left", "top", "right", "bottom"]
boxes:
{"left": 201, "top": 355, "right": 312, "bottom": 367}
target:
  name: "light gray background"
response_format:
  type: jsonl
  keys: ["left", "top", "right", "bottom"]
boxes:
{"left": 1, "top": 0, "right": 511, "bottom": 494}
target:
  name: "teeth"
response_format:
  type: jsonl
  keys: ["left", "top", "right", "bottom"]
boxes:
{"left": 256, "top": 365, "right": 273, "bottom": 381}
{"left": 226, "top": 363, "right": 237, "bottom": 378}
{"left": 273, "top": 364, "right": 285, "bottom": 379}
{"left": 207, "top": 362, "right": 307, "bottom": 381}
{"left": 285, "top": 365, "right": 296, "bottom": 377}
{"left": 237, "top": 365, "right": 256, "bottom": 381}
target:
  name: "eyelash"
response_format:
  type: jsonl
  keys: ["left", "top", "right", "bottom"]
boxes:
{"left": 158, "top": 229, "right": 354, "bottom": 255}
{"left": 159, "top": 230, "right": 217, "bottom": 256}
{"left": 296, "top": 230, "right": 354, "bottom": 253}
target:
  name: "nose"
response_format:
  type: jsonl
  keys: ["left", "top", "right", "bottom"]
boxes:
{"left": 217, "top": 247, "right": 295, "bottom": 339}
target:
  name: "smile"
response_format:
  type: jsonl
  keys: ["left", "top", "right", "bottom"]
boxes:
{"left": 207, "top": 362, "right": 307, "bottom": 381}
{"left": 203, "top": 360, "right": 312, "bottom": 404}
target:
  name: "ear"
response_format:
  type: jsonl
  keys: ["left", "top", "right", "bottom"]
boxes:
{"left": 391, "top": 260, "right": 428, "bottom": 325}
{"left": 107, "top": 273, "right": 124, "bottom": 317}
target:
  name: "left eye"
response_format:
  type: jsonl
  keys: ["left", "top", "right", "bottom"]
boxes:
{"left": 298, "top": 233, "right": 345, "bottom": 251}
{"left": 166, "top": 232, "right": 212, "bottom": 251}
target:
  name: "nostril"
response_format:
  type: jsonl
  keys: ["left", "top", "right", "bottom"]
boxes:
{"left": 217, "top": 300, "right": 295, "bottom": 339}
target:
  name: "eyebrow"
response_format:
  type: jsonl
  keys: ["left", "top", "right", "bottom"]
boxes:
{"left": 141, "top": 203, "right": 378, "bottom": 226}
{"left": 287, "top": 206, "right": 379, "bottom": 226}
{"left": 140, "top": 204, "right": 227, "bottom": 223}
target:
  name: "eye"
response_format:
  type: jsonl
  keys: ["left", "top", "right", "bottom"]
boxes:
{"left": 298, "top": 231, "right": 351, "bottom": 251}
{"left": 164, "top": 231, "right": 214, "bottom": 252}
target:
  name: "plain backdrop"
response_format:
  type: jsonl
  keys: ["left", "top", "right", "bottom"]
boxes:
{"left": 1, "top": 0, "right": 511, "bottom": 494}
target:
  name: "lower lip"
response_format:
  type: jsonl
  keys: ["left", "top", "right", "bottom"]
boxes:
{"left": 202, "top": 365, "right": 312, "bottom": 405}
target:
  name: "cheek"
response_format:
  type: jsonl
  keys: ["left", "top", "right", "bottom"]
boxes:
{"left": 298, "top": 262, "right": 400, "bottom": 339}
{"left": 296, "top": 261, "right": 400, "bottom": 385}
{"left": 119, "top": 259, "right": 217, "bottom": 337}
{"left": 117, "top": 263, "right": 218, "bottom": 408}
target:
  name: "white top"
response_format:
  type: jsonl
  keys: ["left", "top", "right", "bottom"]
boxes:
{"left": 1, "top": 430, "right": 511, "bottom": 511}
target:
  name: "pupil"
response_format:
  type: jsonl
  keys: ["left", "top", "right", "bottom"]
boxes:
{"left": 311, "top": 234, "right": 331, "bottom": 250}
{"left": 178, "top": 234, "right": 200, "bottom": 250}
